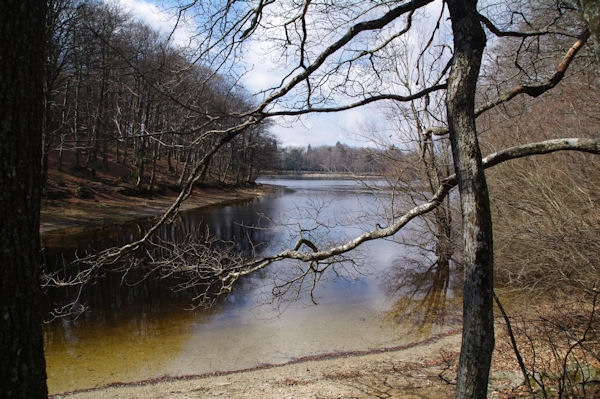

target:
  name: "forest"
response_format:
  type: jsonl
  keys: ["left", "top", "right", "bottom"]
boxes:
{"left": 42, "top": 0, "right": 279, "bottom": 194}
{"left": 41, "top": 1, "right": 408, "bottom": 189}
{"left": 2, "top": 0, "right": 600, "bottom": 398}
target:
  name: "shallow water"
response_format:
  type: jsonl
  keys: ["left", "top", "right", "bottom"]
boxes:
{"left": 42, "top": 178, "right": 460, "bottom": 394}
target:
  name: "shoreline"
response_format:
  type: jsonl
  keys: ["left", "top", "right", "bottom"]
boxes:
{"left": 40, "top": 183, "right": 279, "bottom": 234}
{"left": 39, "top": 173, "right": 381, "bottom": 234}
{"left": 51, "top": 330, "right": 463, "bottom": 398}
{"left": 259, "top": 172, "right": 382, "bottom": 180}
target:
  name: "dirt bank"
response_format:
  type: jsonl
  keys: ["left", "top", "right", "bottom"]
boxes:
{"left": 41, "top": 184, "right": 278, "bottom": 233}
{"left": 41, "top": 148, "right": 280, "bottom": 234}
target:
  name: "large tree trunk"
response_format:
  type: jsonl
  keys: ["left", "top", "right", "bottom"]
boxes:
{"left": 446, "top": 1, "right": 495, "bottom": 398}
{"left": 0, "top": 1, "right": 49, "bottom": 398}
{"left": 41, "top": 89, "right": 51, "bottom": 196}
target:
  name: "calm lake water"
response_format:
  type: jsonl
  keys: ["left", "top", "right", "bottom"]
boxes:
{"left": 42, "top": 178, "right": 461, "bottom": 394}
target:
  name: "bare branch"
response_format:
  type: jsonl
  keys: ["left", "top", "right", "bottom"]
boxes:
{"left": 479, "top": 12, "right": 558, "bottom": 38}
{"left": 168, "top": 1, "right": 197, "bottom": 43}
{"left": 221, "top": 137, "right": 600, "bottom": 287}
{"left": 70, "top": 115, "right": 262, "bottom": 268}
{"left": 344, "top": 9, "right": 416, "bottom": 65}
{"left": 475, "top": 29, "right": 591, "bottom": 116}
{"left": 493, "top": 291, "right": 535, "bottom": 396}
{"left": 253, "top": 0, "right": 435, "bottom": 112}
{"left": 263, "top": 84, "right": 447, "bottom": 117}
{"left": 239, "top": 0, "right": 275, "bottom": 39}
{"left": 430, "top": 29, "right": 591, "bottom": 136}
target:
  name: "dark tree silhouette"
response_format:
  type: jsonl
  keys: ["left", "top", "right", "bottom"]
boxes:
{"left": 0, "top": 1, "right": 48, "bottom": 397}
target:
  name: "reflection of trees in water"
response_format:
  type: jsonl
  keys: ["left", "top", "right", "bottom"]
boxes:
{"left": 42, "top": 200, "right": 264, "bottom": 252}
{"left": 384, "top": 249, "right": 462, "bottom": 336}
{"left": 42, "top": 204, "right": 274, "bottom": 319}
{"left": 381, "top": 177, "right": 463, "bottom": 335}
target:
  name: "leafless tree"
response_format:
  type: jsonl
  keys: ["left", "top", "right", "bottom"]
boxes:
{"left": 42, "top": 1, "right": 600, "bottom": 398}
{"left": 42, "top": 1, "right": 278, "bottom": 197}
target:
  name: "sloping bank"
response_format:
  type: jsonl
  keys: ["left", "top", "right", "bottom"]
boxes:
{"left": 41, "top": 184, "right": 278, "bottom": 234}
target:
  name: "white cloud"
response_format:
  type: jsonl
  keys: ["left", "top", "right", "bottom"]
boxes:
{"left": 110, "top": 0, "right": 196, "bottom": 48}
{"left": 241, "top": 38, "right": 288, "bottom": 93}
{"left": 271, "top": 108, "right": 386, "bottom": 148}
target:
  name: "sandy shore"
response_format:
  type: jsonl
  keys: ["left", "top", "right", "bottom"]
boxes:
{"left": 51, "top": 332, "right": 464, "bottom": 399}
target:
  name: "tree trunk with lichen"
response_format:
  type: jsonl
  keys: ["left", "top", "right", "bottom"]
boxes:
{"left": 578, "top": 0, "right": 600, "bottom": 60}
{"left": 446, "top": 1, "right": 495, "bottom": 398}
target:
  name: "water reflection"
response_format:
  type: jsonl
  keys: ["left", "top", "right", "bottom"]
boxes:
{"left": 42, "top": 178, "right": 461, "bottom": 394}
{"left": 42, "top": 197, "right": 276, "bottom": 317}
{"left": 383, "top": 251, "right": 462, "bottom": 337}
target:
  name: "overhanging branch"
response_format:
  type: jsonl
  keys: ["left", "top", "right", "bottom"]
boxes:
{"left": 262, "top": 84, "right": 447, "bottom": 117}
{"left": 46, "top": 137, "right": 600, "bottom": 314}
{"left": 234, "top": 137, "right": 600, "bottom": 276}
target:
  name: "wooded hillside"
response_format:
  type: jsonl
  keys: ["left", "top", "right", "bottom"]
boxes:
{"left": 43, "top": 0, "right": 278, "bottom": 197}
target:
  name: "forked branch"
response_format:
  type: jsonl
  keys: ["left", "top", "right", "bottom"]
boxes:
{"left": 430, "top": 29, "right": 591, "bottom": 136}
{"left": 44, "top": 137, "right": 600, "bottom": 313}
{"left": 204, "top": 137, "right": 600, "bottom": 296}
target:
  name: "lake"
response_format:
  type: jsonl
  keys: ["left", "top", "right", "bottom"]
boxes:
{"left": 42, "top": 178, "right": 461, "bottom": 394}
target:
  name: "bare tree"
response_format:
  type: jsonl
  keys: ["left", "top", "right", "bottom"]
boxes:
{"left": 43, "top": 1, "right": 600, "bottom": 398}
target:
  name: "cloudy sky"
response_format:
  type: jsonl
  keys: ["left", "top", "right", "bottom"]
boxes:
{"left": 110, "top": 0, "right": 411, "bottom": 148}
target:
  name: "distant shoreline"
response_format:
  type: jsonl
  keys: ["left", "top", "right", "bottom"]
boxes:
{"left": 259, "top": 172, "right": 383, "bottom": 180}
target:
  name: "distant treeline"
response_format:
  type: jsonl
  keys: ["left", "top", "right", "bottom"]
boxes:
{"left": 276, "top": 142, "right": 399, "bottom": 174}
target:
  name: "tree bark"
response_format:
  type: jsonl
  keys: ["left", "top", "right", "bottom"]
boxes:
{"left": 445, "top": 1, "right": 495, "bottom": 398}
{"left": 578, "top": 1, "right": 600, "bottom": 61}
{"left": 148, "top": 140, "right": 158, "bottom": 191}
{"left": 0, "top": 1, "right": 49, "bottom": 397}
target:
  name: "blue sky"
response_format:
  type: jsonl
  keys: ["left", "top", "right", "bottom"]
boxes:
{"left": 108, "top": 0, "right": 396, "bottom": 148}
